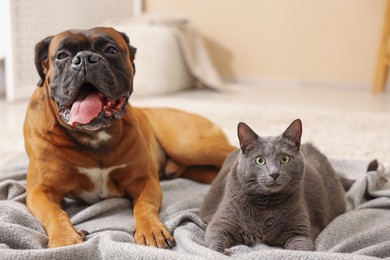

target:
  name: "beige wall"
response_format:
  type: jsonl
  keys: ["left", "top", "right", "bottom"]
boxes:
{"left": 145, "top": 0, "right": 386, "bottom": 89}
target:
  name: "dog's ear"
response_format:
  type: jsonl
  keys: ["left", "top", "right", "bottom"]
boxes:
{"left": 35, "top": 36, "right": 53, "bottom": 87}
{"left": 120, "top": 32, "right": 137, "bottom": 74}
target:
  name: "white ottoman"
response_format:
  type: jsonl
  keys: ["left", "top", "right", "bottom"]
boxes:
{"left": 105, "top": 19, "right": 195, "bottom": 95}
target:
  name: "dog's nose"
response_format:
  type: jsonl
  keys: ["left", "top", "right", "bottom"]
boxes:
{"left": 72, "top": 51, "right": 99, "bottom": 67}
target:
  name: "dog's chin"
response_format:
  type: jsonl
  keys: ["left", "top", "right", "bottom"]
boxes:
{"left": 72, "top": 114, "right": 114, "bottom": 131}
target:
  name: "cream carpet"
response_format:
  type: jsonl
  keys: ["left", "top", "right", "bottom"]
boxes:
{"left": 132, "top": 85, "right": 390, "bottom": 172}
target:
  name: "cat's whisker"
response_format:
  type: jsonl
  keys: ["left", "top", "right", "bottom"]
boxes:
{"left": 240, "top": 181, "right": 260, "bottom": 195}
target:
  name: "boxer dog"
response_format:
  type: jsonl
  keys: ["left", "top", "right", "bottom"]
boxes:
{"left": 24, "top": 27, "right": 236, "bottom": 248}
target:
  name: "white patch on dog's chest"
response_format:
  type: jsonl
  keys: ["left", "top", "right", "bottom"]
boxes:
{"left": 77, "top": 164, "right": 126, "bottom": 203}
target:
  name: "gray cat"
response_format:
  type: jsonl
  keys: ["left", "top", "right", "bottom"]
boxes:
{"left": 200, "top": 119, "right": 346, "bottom": 253}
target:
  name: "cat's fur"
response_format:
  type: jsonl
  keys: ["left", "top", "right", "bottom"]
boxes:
{"left": 199, "top": 119, "right": 346, "bottom": 253}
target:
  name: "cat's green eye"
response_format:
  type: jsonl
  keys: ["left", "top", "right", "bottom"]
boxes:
{"left": 255, "top": 156, "right": 266, "bottom": 166}
{"left": 280, "top": 155, "right": 290, "bottom": 164}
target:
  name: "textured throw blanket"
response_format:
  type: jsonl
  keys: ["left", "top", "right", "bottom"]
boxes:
{"left": 1, "top": 154, "right": 390, "bottom": 259}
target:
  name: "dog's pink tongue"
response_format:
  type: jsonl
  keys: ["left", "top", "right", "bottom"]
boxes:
{"left": 68, "top": 92, "right": 102, "bottom": 126}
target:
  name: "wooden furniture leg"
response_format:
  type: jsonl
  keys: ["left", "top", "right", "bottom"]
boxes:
{"left": 372, "top": 0, "right": 390, "bottom": 93}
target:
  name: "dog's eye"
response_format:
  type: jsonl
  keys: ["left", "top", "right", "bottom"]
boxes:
{"left": 105, "top": 46, "right": 118, "bottom": 54}
{"left": 56, "top": 52, "right": 69, "bottom": 60}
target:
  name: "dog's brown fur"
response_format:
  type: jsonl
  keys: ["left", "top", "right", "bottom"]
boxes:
{"left": 24, "top": 27, "right": 236, "bottom": 248}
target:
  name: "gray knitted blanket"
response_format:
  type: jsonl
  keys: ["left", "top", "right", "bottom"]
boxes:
{"left": 0, "top": 153, "right": 390, "bottom": 259}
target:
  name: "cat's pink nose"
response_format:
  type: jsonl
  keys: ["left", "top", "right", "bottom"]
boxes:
{"left": 269, "top": 173, "right": 280, "bottom": 180}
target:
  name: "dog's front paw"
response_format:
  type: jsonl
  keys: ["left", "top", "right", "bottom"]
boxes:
{"left": 48, "top": 229, "right": 89, "bottom": 248}
{"left": 134, "top": 220, "right": 175, "bottom": 249}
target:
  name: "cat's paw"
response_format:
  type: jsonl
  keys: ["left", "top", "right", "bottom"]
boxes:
{"left": 208, "top": 239, "right": 231, "bottom": 254}
{"left": 206, "top": 227, "right": 235, "bottom": 254}
{"left": 285, "top": 236, "right": 314, "bottom": 251}
{"left": 223, "top": 248, "right": 233, "bottom": 256}
{"left": 209, "top": 243, "right": 225, "bottom": 253}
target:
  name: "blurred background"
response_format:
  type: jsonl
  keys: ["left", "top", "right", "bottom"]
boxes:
{"left": 0, "top": 0, "right": 389, "bottom": 99}
{"left": 146, "top": 0, "right": 387, "bottom": 91}
{"left": 0, "top": 0, "right": 389, "bottom": 170}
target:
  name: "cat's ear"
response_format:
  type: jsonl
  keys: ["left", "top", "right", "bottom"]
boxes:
{"left": 282, "top": 119, "right": 302, "bottom": 150}
{"left": 238, "top": 122, "right": 258, "bottom": 154}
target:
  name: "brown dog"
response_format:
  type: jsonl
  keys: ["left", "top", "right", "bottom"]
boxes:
{"left": 24, "top": 27, "right": 236, "bottom": 248}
